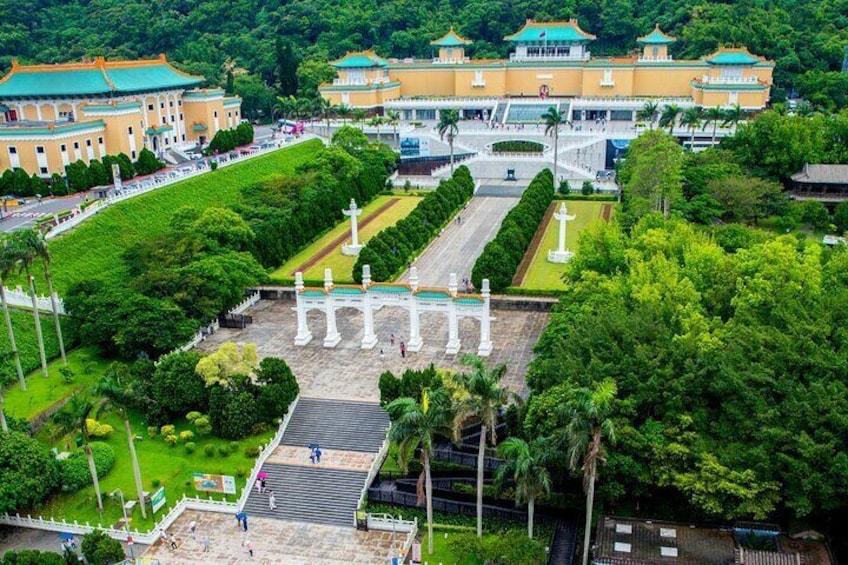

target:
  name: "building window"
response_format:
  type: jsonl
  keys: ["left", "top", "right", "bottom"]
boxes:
{"left": 178, "top": 100, "right": 182, "bottom": 106}
{"left": 98, "top": 137, "right": 103, "bottom": 144}
{"left": 173, "top": 136, "right": 177, "bottom": 143}
{"left": 131, "top": 150, "right": 137, "bottom": 159}
{"left": 181, "top": 134, "right": 186, "bottom": 141}
{"left": 40, "top": 167, "right": 48, "bottom": 175}
{"left": 8, "top": 147, "right": 16, "bottom": 154}
{"left": 60, "top": 144, "right": 67, "bottom": 152}
{"left": 128, "top": 126, "right": 133, "bottom": 135}
{"left": 214, "top": 110, "right": 218, "bottom": 118}
{"left": 73, "top": 142, "right": 80, "bottom": 149}
{"left": 169, "top": 101, "right": 174, "bottom": 107}
{"left": 228, "top": 112, "right": 232, "bottom": 118}
{"left": 147, "top": 103, "right": 154, "bottom": 111}
{"left": 36, "top": 146, "right": 45, "bottom": 154}
{"left": 179, "top": 113, "right": 183, "bottom": 120}
{"left": 160, "top": 102, "right": 165, "bottom": 109}
{"left": 170, "top": 115, "right": 175, "bottom": 123}
{"left": 86, "top": 139, "right": 92, "bottom": 147}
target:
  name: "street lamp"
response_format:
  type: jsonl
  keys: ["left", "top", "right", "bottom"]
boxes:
{"left": 110, "top": 489, "right": 134, "bottom": 559}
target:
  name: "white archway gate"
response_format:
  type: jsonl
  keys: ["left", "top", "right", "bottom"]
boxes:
{"left": 293, "top": 265, "right": 493, "bottom": 357}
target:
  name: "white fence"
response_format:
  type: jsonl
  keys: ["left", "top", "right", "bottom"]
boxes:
{"left": 367, "top": 513, "right": 419, "bottom": 558}
{"left": 1, "top": 286, "right": 64, "bottom": 314}
{"left": 0, "top": 396, "right": 301, "bottom": 546}
{"left": 45, "top": 135, "right": 318, "bottom": 240}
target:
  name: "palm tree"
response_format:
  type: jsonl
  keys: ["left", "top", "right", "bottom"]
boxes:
{"left": 659, "top": 104, "right": 681, "bottom": 134}
{"left": 703, "top": 106, "right": 725, "bottom": 144}
{"left": 680, "top": 107, "right": 704, "bottom": 149}
{"left": 636, "top": 101, "right": 658, "bottom": 129}
{"left": 0, "top": 236, "right": 26, "bottom": 390}
{"left": 275, "top": 95, "right": 296, "bottom": 125}
{"left": 387, "top": 388, "right": 453, "bottom": 556}
{"left": 369, "top": 116, "right": 384, "bottom": 142}
{"left": 54, "top": 396, "right": 104, "bottom": 511}
{"left": 336, "top": 104, "right": 353, "bottom": 125}
{"left": 437, "top": 109, "right": 460, "bottom": 174}
{"left": 11, "top": 231, "right": 48, "bottom": 377}
{"left": 386, "top": 110, "right": 401, "bottom": 146}
{"left": 722, "top": 104, "right": 745, "bottom": 132}
{"left": 495, "top": 437, "right": 552, "bottom": 539}
{"left": 542, "top": 106, "right": 566, "bottom": 190}
{"left": 96, "top": 376, "right": 147, "bottom": 519}
{"left": 558, "top": 379, "right": 618, "bottom": 565}
{"left": 315, "top": 97, "right": 336, "bottom": 138}
{"left": 453, "top": 355, "right": 510, "bottom": 538}
{"left": 295, "top": 97, "right": 314, "bottom": 120}
{"left": 24, "top": 230, "right": 66, "bottom": 365}
{"left": 352, "top": 108, "right": 367, "bottom": 130}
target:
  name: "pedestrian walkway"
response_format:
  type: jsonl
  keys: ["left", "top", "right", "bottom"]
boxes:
{"left": 141, "top": 510, "right": 402, "bottom": 564}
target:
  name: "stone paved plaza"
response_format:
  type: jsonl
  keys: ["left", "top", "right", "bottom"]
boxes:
{"left": 142, "top": 510, "right": 403, "bottom": 564}
{"left": 200, "top": 298, "right": 548, "bottom": 401}
{"left": 266, "top": 446, "right": 375, "bottom": 472}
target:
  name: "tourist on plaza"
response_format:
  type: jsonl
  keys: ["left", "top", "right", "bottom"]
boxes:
{"left": 400, "top": 342, "right": 407, "bottom": 358}
{"left": 269, "top": 491, "right": 277, "bottom": 510}
{"left": 159, "top": 530, "right": 168, "bottom": 545}
{"left": 244, "top": 538, "right": 254, "bottom": 557}
{"left": 188, "top": 520, "right": 197, "bottom": 539}
{"left": 201, "top": 536, "right": 211, "bottom": 553}
{"left": 315, "top": 446, "right": 322, "bottom": 463}
{"left": 169, "top": 534, "right": 178, "bottom": 550}
{"left": 390, "top": 333, "right": 395, "bottom": 346}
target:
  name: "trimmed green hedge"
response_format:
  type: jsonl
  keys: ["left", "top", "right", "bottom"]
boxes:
{"left": 471, "top": 169, "right": 554, "bottom": 292}
{"left": 60, "top": 442, "right": 116, "bottom": 492}
{"left": 492, "top": 140, "right": 544, "bottom": 153}
{"left": 353, "top": 166, "right": 474, "bottom": 282}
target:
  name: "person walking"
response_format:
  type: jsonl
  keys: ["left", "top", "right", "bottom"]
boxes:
{"left": 169, "top": 534, "right": 178, "bottom": 551}
{"left": 315, "top": 446, "right": 322, "bottom": 463}
{"left": 201, "top": 536, "right": 211, "bottom": 553}
{"left": 188, "top": 520, "right": 197, "bottom": 540}
{"left": 390, "top": 334, "right": 395, "bottom": 346}
{"left": 400, "top": 342, "right": 406, "bottom": 358}
{"left": 244, "top": 538, "right": 254, "bottom": 558}
{"left": 259, "top": 476, "right": 267, "bottom": 493}
{"left": 269, "top": 491, "right": 277, "bottom": 510}
{"left": 159, "top": 530, "right": 169, "bottom": 546}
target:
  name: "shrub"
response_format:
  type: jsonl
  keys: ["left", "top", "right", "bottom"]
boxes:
{"left": 160, "top": 424, "right": 176, "bottom": 437}
{"left": 229, "top": 441, "right": 239, "bottom": 453}
{"left": 165, "top": 434, "right": 178, "bottom": 447}
{"left": 491, "top": 140, "right": 544, "bottom": 153}
{"left": 194, "top": 416, "right": 212, "bottom": 437}
{"left": 184, "top": 442, "right": 197, "bottom": 454}
{"left": 0, "top": 431, "right": 60, "bottom": 514}
{"left": 179, "top": 430, "right": 195, "bottom": 443}
{"left": 59, "top": 367, "right": 75, "bottom": 384}
{"left": 0, "top": 548, "right": 65, "bottom": 564}
{"left": 236, "top": 467, "right": 247, "bottom": 478}
{"left": 60, "top": 443, "right": 116, "bottom": 492}
{"left": 81, "top": 529, "right": 125, "bottom": 565}
{"left": 251, "top": 422, "right": 270, "bottom": 435}
{"left": 147, "top": 426, "right": 158, "bottom": 437}
{"left": 209, "top": 386, "right": 258, "bottom": 440}
{"left": 472, "top": 169, "right": 554, "bottom": 291}
{"left": 152, "top": 479, "right": 161, "bottom": 488}
{"left": 217, "top": 445, "right": 230, "bottom": 457}
{"left": 85, "top": 418, "right": 114, "bottom": 438}
{"left": 151, "top": 351, "right": 208, "bottom": 419}
{"left": 379, "top": 371, "right": 401, "bottom": 406}
{"left": 244, "top": 445, "right": 261, "bottom": 458}
{"left": 186, "top": 411, "right": 203, "bottom": 423}
{"left": 204, "top": 445, "right": 216, "bottom": 457}
{"left": 581, "top": 180, "right": 595, "bottom": 195}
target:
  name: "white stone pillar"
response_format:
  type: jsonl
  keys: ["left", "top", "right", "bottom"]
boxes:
{"left": 478, "top": 278, "right": 493, "bottom": 357}
{"left": 446, "top": 272, "right": 460, "bottom": 354}
{"left": 407, "top": 266, "right": 423, "bottom": 352}
{"left": 409, "top": 267, "right": 420, "bottom": 292}
{"left": 323, "top": 269, "right": 341, "bottom": 347}
{"left": 548, "top": 203, "right": 576, "bottom": 263}
{"left": 361, "top": 265, "right": 377, "bottom": 349}
{"left": 342, "top": 199, "right": 364, "bottom": 255}
{"left": 293, "top": 272, "right": 313, "bottom": 345}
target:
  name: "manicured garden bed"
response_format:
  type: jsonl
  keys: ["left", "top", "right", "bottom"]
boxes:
{"left": 270, "top": 194, "right": 423, "bottom": 285}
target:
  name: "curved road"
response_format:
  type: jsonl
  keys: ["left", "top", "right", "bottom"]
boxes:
{"left": 400, "top": 195, "right": 519, "bottom": 287}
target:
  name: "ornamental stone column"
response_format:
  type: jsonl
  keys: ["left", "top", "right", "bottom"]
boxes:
{"left": 446, "top": 273, "right": 460, "bottom": 354}
{"left": 323, "top": 268, "right": 341, "bottom": 347}
{"left": 342, "top": 199, "right": 364, "bottom": 255}
{"left": 294, "top": 272, "right": 313, "bottom": 345}
{"left": 360, "top": 265, "right": 378, "bottom": 349}
{"left": 407, "top": 267, "right": 423, "bottom": 352}
{"left": 477, "top": 278, "right": 493, "bottom": 357}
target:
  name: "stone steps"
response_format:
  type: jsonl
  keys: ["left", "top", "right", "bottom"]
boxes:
{"left": 280, "top": 398, "right": 389, "bottom": 453}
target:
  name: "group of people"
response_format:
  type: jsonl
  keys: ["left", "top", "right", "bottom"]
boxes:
{"left": 256, "top": 472, "right": 278, "bottom": 510}
{"left": 383, "top": 334, "right": 408, "bottom": 359}
{"left": 160, "top": 520, "right": 211, "bottom": 554}
{"left": 309, "top": 444, "right": 323, "bottom": 464}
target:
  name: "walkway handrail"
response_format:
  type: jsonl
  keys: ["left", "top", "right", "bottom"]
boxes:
{"left": 356, "top": 424, "right": 392, "bottom": 523}
{"left": 0, "top": 286, "right": 64, "bottom": 314}
{"left": 237, "top": 395, "right": 300, "bottom": 511}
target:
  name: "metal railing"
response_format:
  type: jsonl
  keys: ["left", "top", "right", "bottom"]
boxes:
{"left": 700, "top": 75, "right": 760, "bottom": 84}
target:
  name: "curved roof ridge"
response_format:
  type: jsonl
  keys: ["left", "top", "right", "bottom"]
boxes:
{"left": 431, "top": 27, "right": 472, "bottom": 47}
{"left": 637, "top": 24, "right": 676, "bottom": 44}
{"left": 504, "top": 18, "right": 596, "bottom": 42}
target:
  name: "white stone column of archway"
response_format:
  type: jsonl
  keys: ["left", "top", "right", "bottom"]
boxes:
{"left": 293, "top": 272, "right": 313, "bottom": 345}
{"left": 360, "top": 265, "right": 378, "bottom": 349}
{"left": 407, "top": 267, "right": 423, "bottom": 352}
{"left": 446, "top": 273, "right": 461, "bottom": 354}
{"left": 323, "top": 269, "right": 342, "bottom": 347}
{"left": 477, "top": 278, "right": 493, "bottom": 357}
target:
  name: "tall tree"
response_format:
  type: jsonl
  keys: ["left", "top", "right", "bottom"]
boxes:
{"left": 496, "top": 437, "right": 552, "bottom": 539}
{"left": 0, "top": 236, "right": 26, "bottom": 390}
{"left": 54, "top": 396, "right": 104, "bottom": 511}
{"left": 315, "top": 97, "right": 336, "bottom": 138}
{"left": 636, "top": 101, "right": 658, "bottom": 129}
{"left": 722, "top": 104, "right": 745, "bottom": 132}
{"left": 387, "top": 388, "right": 453, "bottom": 555}
{"left": 680, "top": 107, "right": 704, "bottom": 149}
{"left": 559, "top": 380, "right": 617, "bottom": 565}
{"left": 24, "top": 230, "right": 66, "bottom": 364}
{"left": 352, "top": 108, "right": 367, "bottom": 129}
{"left": 659, "top": 104, "right": 681, "bottom": 134}
{"left": 10, "top": 232, "right": 48, "bottom": 377}
{"left": 336, "top": 104, "right": 353, "bottom": 125}
{"left": 438, "top": 109, "right": 460, "bottom": 174}
{"left": 386, "top": 110, "right": 400, "bottom": 146}
{"left": 542, "top": 106, "right": 566, "bottom": 190}
{"left": 703, "top": 106, "right": 725, "bottom": 144}
{"left": 275, "top": 37, "right": 299, "bottom": 96}
{"left": 453, "top": 355, "right": 510, "bottom": 538}
{"left": 369, "top": 115, "right": 384, "bottom": 142}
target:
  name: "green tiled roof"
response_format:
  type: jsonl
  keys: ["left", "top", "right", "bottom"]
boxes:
{"left": 301, "top": 289, "right": 326, "bottom": 297}
{"left": 454, "top": 296, "right": 484, "bottom": 305}
{"left": 370, "top": 284, "right": 411, "bottom": 294}
{"left": 0, "top": 58, "right": 203, "bottom": 98}
{"left": 431, "top": 28, "right": 472, "bottom": 47}
{"left": 637, "top": 26, "right": 676, "bottom": 45}
{"left": 417, "top": 290, "right": 450, "bottom": 300}
{"left": 330, "top": 51, "right": 389, "bottom": 68}
{"left": 705, "top": 50, "right": 760, "bottom": 65}
{"left": 504, "top": 20, "right": 595, "bottom": 43}
{"left": 223, "top": 97, "right": 241, "bottom": 107}
{"left": 146, "top": 125, "right": 173, "bottom": 135}
{"left": 182, "top": 89, "right": 224, "bottom": 100}
{"left": 331, "top": 286, "right": 364, "bottom": 295}
{"left": 191, "top": 123, "right": 208, "bottom": 132}
{"left": 0, "top": 120, "right": 105, "bottom": 138}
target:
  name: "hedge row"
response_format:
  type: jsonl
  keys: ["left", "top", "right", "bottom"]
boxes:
{"left": 471, "top": 168, "right": 555, "bottom": 291}
{"left": 353, "top": 165, "right": 474, "bottom": 282}
{"left": 207, "top": 123, "right": 254, "bottom": 154}
{"left": 59, "top": 442, "right": 116, "bottom": 492}
{"left": 491, "top": 140, "right": 544, "bottom": 153}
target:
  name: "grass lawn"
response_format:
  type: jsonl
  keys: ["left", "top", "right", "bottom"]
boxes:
{"left": 270, "top": 194, "right": 422, "bottom": 284}
{"left": 2, "top": 346, "right": 108, "bottom": 421}
{"left": 0, "top": 309, "right": 68, "bottom": 385}
{"left": 33, "top": 409, "right": 275, "bottom": 532}
{"left": 519, "top": 200, "right": 615, "bottom": 291}
{"left": 9, "top": 140, "right": 323, "bottom": 294}
{"left": 420, "top": 530, "right": 484, "bottom": 565}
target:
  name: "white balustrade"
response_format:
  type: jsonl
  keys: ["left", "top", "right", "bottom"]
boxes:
{"left": 0, "top": 286, "right": 64, "bottom": 314}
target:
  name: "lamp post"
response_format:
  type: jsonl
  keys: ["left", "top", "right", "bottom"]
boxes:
{"left": 111, "top": 489, "right": 134, "bottom": 559}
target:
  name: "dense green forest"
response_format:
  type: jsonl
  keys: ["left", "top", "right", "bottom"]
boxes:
{"left": 2, "top": 0, "right": 847, "bottom": 111}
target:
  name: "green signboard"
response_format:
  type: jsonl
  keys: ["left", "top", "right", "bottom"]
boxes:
{"left": 151, "top": 487, "right": 167, "bottom": 513}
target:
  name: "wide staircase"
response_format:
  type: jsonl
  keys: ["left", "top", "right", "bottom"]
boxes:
{"left": 242, "top": 398, "right": 390, "bottom": 527}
